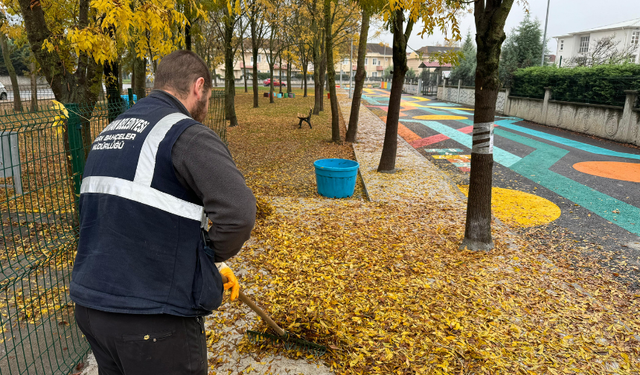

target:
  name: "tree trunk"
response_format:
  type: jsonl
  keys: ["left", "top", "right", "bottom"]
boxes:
{"left": 0, "top": 33, "right": 22, "bottom": 111}
{"left": 250, "top": 7, "right": 261, "bottom": 108}
{"left": 460, "top": 0, "right": 514, "bottom": 251}
{"left": 18, "top": 0, "right": 101, "bottom": 104}
{"left": 251, "top": 44, "right": 259, "bottom": 108}
{"left": 185, "top": 22, "right": 192, "bottom": 51}
{"left": 30, "top": 62, "right": 37, "bottom": 112}
{"left": 117, "top": 60, "right": 123, "bottom": 94}
{"left": 313, "top": 56, "right": 321, "bottom": 113}
{"left": 133, "top": 56, "right": 146, "bottom": 99}
{"left": 311, "top": 0, "right": 322, "bottom": 114}
{"left": 104, "top": 60, "right": 124, "bottom": 122}
{"left": 378, "top": 9, "right": 412, "bottom": 172}
{"left": 224, "top": 13, "right": 238, "bottom": 127}
{"left": 303, "top": 61, "right": 308, "bottom": 97}
{"left": 278, "top": 54, "right": 283, "bottom": 94}
{"left": 269, "top": 60, "right": 275, "bottom": 103}
{"left": 318, "top": 44, "right": 326, "bottom": 112}
{"left": 286, "top": 55, "right": 292, "bottom": 94}
{"left": 239, "top": 18, "right": 248, "bottom": 93}
{"left": 324, "top": 0, "right": 340, "bottom": 143}
{"left": 345, "top": 7, "right": 371, "bottom": 143}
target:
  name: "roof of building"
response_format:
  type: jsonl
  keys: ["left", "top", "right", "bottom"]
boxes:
{"left": 414, "top": 45, "right": 461, "bottom": 55}
{"left": 418, "top": 60, "right": 453, "bottom": 68}
{"left": 366, "top": 43, "right": 392, "bottom": 55}
{"left": 554, "top": 17, "right": 640, "bottom": 38}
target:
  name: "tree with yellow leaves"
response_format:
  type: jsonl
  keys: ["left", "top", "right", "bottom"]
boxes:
{"left": 215, "top": 0, "right": 244, "bottom": 125}
{"left": 377, "top": 0, "right": 463, "bottom": 172}
{"left": 345, "top": 0, "right": 386, "bottom": 143}
{"left": 460, "top": 0, "right": 516, "bottom": 251}
{"left": 324, "top": 0, "right": 359, "bottom": 141}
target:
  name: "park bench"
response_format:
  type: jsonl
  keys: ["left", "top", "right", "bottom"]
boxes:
{"left": 297, "top": 107, "right": 312, "bottom": 129}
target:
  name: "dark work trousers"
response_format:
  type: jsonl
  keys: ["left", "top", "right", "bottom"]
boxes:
{"left": 75, "top": 304, "right": 208, "bottom": 375}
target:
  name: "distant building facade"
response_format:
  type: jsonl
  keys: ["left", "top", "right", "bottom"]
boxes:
{"left": 407, "top": 45, "right": 460, "bottom": 74}
{"left": 335, "top": 43, "right": 393, "bottom": 79}
{"left": 334, "top": 43, "right": 459, "bottom": 80}
{"left": 554, "top": 18, "right": 640, "bottom": 67}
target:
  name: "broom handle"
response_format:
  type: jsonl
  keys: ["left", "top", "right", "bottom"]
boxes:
{"left": 221, "top": 275, "right": 287, "bottom": 337}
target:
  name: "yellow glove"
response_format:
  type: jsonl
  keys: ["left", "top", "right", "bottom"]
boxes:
{"left": 216, "top": 263, "right": 239, "bottom": 301}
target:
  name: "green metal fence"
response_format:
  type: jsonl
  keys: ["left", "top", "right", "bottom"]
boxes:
{"left": 0, "top": 90, "right": 225, "bottom": 374}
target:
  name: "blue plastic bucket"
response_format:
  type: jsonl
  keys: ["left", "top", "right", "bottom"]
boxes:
{"left": 120, "top": 94, "right": 138, "bottom": 108}
{"left": 314, "top": 159, "right": 359, "bottom": 198}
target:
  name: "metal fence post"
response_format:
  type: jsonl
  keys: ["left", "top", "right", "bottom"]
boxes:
{"left": 128, "top": 88, "right": 134, "bottom": 108}
{"left": 66, "top": 103, "right": 86, "bottom": 215}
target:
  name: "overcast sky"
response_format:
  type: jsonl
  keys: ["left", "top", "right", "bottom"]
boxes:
{"left": 372, "top": 1, "right": 640, "bottom": 55}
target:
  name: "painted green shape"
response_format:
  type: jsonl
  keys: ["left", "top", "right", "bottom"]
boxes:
{"left": 498, "top": 128, "right": 640, "bottom": 235}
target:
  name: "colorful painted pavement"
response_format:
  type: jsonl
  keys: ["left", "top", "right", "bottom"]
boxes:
{"left": 362, "top": 88, "right": 640, "bottom": 239}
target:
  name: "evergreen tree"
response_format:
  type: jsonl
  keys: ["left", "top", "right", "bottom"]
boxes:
{"left": 0, "top": 40, "right": 30, "bottom": 76}
{"left": 449, "top": 32, "right": 476, "bottom": 86}
{"left": 499, "top": 14, "right": 543, "bottom": 86}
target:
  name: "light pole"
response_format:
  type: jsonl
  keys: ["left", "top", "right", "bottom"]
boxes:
{"left": 349, "top": 38, "right": 353, "bottom": 98}
{"left": 541, "top": 0, "right": 551, "bottom": 66}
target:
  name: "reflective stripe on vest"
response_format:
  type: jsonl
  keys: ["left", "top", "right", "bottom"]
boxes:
{"left": 80, "top": 112, "right": 204, "bottom": 222}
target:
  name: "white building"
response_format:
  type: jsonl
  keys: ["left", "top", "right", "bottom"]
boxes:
{"left": 554, "top": 17, "right": 640, "bottom": 67}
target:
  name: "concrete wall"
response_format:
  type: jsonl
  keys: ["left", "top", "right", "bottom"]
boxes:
{"left": 503, "top": 89, "right": 640, "bottom": 147}
{"left": 0, "top": 75, "right": 48, "bottom": 86}
{"left": 540, "top": 101, "right": 639, "bottom": 146}
{"left": 436, "top": 85, "right": 507, "bottom": 113}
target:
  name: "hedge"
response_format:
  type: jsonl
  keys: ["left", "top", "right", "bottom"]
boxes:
{"left": 510, "top": 64, "right": 640, "bottom": 107}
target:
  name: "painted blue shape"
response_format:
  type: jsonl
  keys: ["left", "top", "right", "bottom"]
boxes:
{"left": 498, "top": 128, "right": 640, "bottom": 235}
{"left": 402, "top": 119, "right": 522, "bottom": 167}
{"left": 362, "top": 95, "right": 381, "bottom": 105}
{"left": 496, "top": 119, "right": 640, "bottom": 160}
{"left": 453, "top": 163, "right": 471, "bottom": 167}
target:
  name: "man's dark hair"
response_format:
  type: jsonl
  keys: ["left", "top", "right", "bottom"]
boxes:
{"left": 154, "top": 50, "right": 212, "bottom": 97}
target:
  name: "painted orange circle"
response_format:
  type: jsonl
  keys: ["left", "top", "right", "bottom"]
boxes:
{"left": 573, "top": 161, "right": 640, "bottom": 183}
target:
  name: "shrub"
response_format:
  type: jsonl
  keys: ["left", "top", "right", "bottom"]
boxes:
{"left": 511, "top": 64, "right": 640, "bottom": 106}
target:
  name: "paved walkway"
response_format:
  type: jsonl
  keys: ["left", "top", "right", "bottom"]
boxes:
{"left": 338, "top": 91, "right": 462, "bottom": 206}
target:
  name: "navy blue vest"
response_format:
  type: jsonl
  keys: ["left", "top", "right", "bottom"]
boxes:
{"left": 70, "top": 93, "right": 223, "bottom": 317}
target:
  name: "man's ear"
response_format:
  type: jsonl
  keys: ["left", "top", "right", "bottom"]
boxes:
{"left": 194, "top": 77, "right": 206, "bottom": 99}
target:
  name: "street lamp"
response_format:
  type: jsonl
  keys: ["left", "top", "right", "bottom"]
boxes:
{"left": 541, "top": 0, "right": 550, "bottom": 66}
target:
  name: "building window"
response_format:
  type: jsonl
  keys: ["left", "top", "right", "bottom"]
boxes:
{"left": 632, "top": 31, "right": 640, "bottom": 48}
{"left": 257, "top": 55, "right": 262, "bottom": 63}
{"left": 372, "top": 58, "right": 378, "bottom": 65}
{"left": 579, "top": 36, "right": 590, "bottom": 53}
{"left": 365, "top": 58, "right": 368, "bottom": 65}
{"left": 559, "top": 39, "right": 564, "bottom": 51}
{"left": 372, "top": 72, "right": 378, "bottom": 78}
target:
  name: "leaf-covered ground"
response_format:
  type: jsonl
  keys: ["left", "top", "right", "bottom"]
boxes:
{"left": 209, "top": 90, "right": 640, "bottom": 374}
{"left": 228, "top": 91, "right": 365, "bottom": 199}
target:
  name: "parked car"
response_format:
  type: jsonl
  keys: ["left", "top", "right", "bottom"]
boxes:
{"left": 0, "top": 82, "right": 7, "bottom": 100}
{"left": 263, "top": 78, "right": 286, "bottom": 87}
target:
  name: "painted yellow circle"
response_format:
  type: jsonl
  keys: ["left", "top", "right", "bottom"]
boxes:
{"left": 414, "top": 115, "right": 468, "bottom": 120}
{"left": 458, "top": 186, "right": 561, "bottom": 228}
